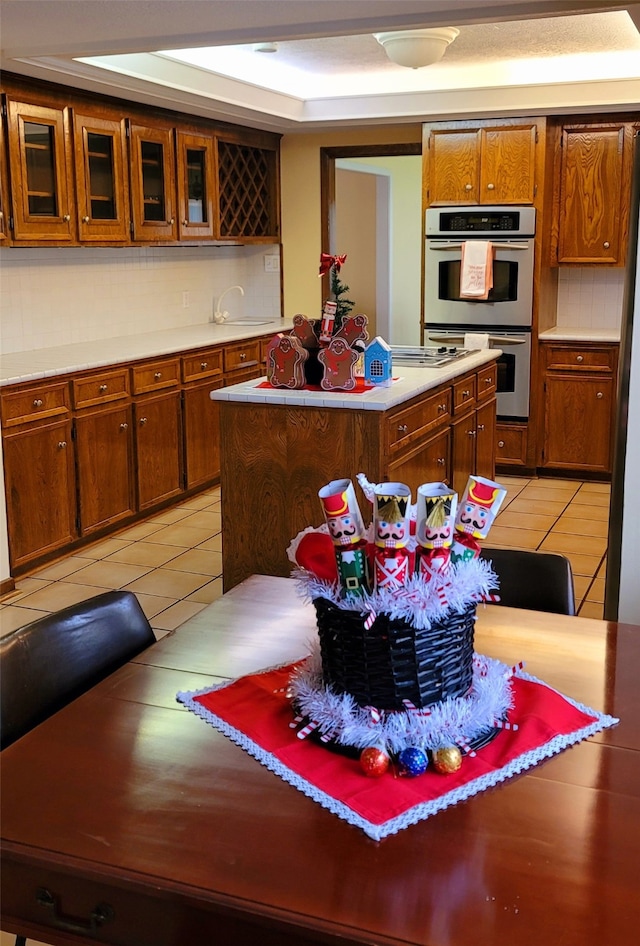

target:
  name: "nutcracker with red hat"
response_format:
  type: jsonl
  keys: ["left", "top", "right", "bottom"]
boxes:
{"left": 451, "top": 475, "right": 507, "bottom": 564}
{"left": 372, "top": 483, "right": 412, "bottom": 591}
{"left": 318, "top": 478, "right": 370, "bottom": 597}
{"left": 415, "top": 482, "right": 457, "bottom": 578}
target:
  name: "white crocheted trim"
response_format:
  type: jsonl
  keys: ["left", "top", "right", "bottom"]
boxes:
{"left": 177, "top": 665, "right": 619, "bottom": 842}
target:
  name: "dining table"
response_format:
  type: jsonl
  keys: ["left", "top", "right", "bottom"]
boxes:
{"left": 1, "top": 574, "right": 639, "bottom": 946}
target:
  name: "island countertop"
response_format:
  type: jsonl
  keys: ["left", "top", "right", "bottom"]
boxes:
{"left": 211, "top": 349, "right": 500, "bottom": 411}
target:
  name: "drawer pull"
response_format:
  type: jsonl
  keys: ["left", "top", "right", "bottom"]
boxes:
{"left": 437, "top": 403, "right": 447, "bottom": 413}
{"left": 485, "top": 377, "right": 493, "bottom": 385}
{"left": 576, "top": 355, "right": 584, "bottom": 363}
{"left": 477, "top": 424, "right": 485, "bottom": 432}
{"left": 596, "top": 392, "right": 604, "bottom": 399}
{"left": 603, "top": 241, "right": 610, "bottom": 249}
{"left": 397, "top": 424, "right": 408, "bottom": 434}
{"left": 498, "top": 440, "right": 505, "bottom": 448}
{"left": 462, "top": 390, "right": 470, "bottom": 398}
{"left": 486, "top": 183, "right": 495, "bottom": 190}
{"left": 99, "top": 384, "right": 108, "bottom": 393}
{"left": 467, "top": 429, "right": 476, "bottom": 437}
{"left": 36, "top": 887, "right": 115, "bottom": 935}
{"left": 57, "top": 441, "right": 67, "bottom": 449}
{"left": 33, "top": 398, "right": 44, "bottom": 408}
{"left": 120, "top": 422, "right": 129, "bottom": 430}
{"left": 201, "top": 361, "right": 208, "bottom": 370}
{"left": 139, "top": 416, "right": 148, "bottom": 426}
{"left": 240, "top": 353, "right": 247, "bottom": 361}
{"left": 464, "top": 183, "right": 473, "bottom": 191}
{"left": 154, "top": 371, "right": 162, "bottom": 380}
{"left": 437, "top": 457, "right": 446, "bottom": 466}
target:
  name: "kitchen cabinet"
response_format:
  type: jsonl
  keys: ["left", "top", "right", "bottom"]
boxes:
{"left": 1, "top": 380, "right": 76, "bottom": 570}
{"left": 423, "top": 120, "right": 539, "bottom": 206}
{"left": 0, "top": 116, "right": 9, "bottom": 243}
{"left": 128, "top": 122, "right": 177, "bottom": 242}
{"left": 495, "top": 422, "right": 528, "bottom": 469}
{"left": 72, "top": 110, "right": 130, "bottom": 243}
{"left": 217, "top": 136, "right": 280, "bottom": 240}
{"left": 176, "top": 131, "right": 217, "bottom": 241}
{"left": 385, "top": 387, "right": 452, "bottom": 490}
{"left": 181, "top": 346, "right": 224, "bottom": 489}
{"left": 450, "top": 364, "right": 497, "bottom": 495}
{"left": 552, "top": 120, "right": 639, "bottom": 265}
{"left": 4, "top": 98, "right": 74, "bottom": 241}
{"left": 540, "top": 341, "right": 618, "bottom": 475}
{"left": 132, "top": 358, "right": 182, "bottom": 508}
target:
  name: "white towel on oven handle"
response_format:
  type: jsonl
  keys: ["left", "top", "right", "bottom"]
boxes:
{"left": 460, "top": 241, "right": 493, "bottom": 299}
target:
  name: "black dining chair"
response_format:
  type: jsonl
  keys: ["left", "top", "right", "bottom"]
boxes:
{"left": 0, "top": 590, "right": 156, "bottom": 752}
{"left": 479, "top": 546, "right": 576, "bottom": 616}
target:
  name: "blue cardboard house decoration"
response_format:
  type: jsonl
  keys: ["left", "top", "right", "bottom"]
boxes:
{"left": 364, "top": 336, "right": 393, "bottom": 385}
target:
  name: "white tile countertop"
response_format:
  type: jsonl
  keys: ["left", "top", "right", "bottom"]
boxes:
{"left": 211, "top": 350, "right": 500, "bottom": 412}
{"left": 0, "top": 319, "right": 294, "bottom": 386}
{"left": 538, "top": 327, "right": 621, "bottom": 343}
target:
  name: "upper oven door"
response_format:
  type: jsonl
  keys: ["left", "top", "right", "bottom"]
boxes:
{"left": 424, "top": 236, "right": 534, "bottom": 327}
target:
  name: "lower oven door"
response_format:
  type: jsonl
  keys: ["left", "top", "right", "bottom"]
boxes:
{"left": 426, "top": 329, "right": 531, "bottom": 421}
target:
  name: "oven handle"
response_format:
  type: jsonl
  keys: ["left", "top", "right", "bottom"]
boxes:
{"left": 427, "top": 242, "right": 531, "bottom": 251}
{"left": 427, "top": 332, "right": 528, "bottom": 346}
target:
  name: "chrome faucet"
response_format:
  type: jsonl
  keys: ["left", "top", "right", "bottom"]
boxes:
{"left": 213, "top": 285, "right": 244, "bottom": 324}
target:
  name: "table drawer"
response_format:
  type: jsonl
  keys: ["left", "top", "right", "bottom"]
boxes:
{"left": 182, "top": 348, "right": 224, "bottom": 383}
{"left": 1, "top": 380, "right": 70, "bottom": 429}
{"left": 73, "top": 368, "right": 130, "bottom": 409}
{"left": 132, "top": 358, "right": 180, "bottom": 395}
{"left": 477, "top": 363, "right": 497, "bottom": 402}
{"left": 386, "top": 388, "right": 451, "bottom": 452}
{"left": 224, "top": 340, "right": 260, "bottom": 374}
{"left": 544, "top": 344, "right": 618, "bottom": 373}
{"left": 452, "top": 374, "right": 477, "bottom": 413}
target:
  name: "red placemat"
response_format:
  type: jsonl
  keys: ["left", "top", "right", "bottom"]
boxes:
{"left": 255, "top": 377, "right": 399, "bottom": 394}
{"left": 177, "top": 659, "right": 618, "bottom": 840}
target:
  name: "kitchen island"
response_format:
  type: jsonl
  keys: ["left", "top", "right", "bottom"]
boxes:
{"left": 212, "top": 350, "right": 499, "bottom": 590}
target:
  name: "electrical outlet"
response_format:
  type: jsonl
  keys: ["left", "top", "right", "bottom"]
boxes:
{"left": 182, "top": 291, "right": 190, "bottom": 308}
{"left": 264, "top": 255, "right": 280, "bottom": 273}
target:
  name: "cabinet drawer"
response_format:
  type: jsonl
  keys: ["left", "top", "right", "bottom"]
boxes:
{"left": 544, "top": 344, "right": 618, "bottom": 373}
{"left": 496, "top": 423, "right": 528, "bottom": 466}
{"left": 224, "top": 340, "right": 260, "bottom": 374}
{"left": 386, "top": 388, "right": 451, "bottom": 453}
{"left": 452, "top": 374, "right": 477, "bottom": 413}
{"left": 132, "top": 358, "right": 180, "bottom": 395}
{"left": 182, "top": 348, "right": 223, "bottom": 383}
{"left": 477, "top": 363, "right": 497, "bottom": 401}
{"left": 1, "top": 380, "right": 70, "bottom": 429}
{"left": 73, "top": 368, "right": 130, "bottom": 409}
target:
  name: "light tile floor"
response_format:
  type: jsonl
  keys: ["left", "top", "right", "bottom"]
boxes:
{"left": 0, "top": 476, "right": 609, "bottom": 639}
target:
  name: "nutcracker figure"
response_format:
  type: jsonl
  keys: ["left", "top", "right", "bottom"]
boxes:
{"left": 415, "top": 483, "right": 457, "bottom": 578}
{"left": 372, "top": 483, "right": 412, "bottom": 590}
{"left": 318, "top": 479, "right": 370, "bottom": 596}
{"left": 451, "top": 475, "right": 507, "bottom": 563}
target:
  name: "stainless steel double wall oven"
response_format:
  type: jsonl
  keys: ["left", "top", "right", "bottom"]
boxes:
{"left": 424, "top": 206, "right": 536, "bottom": 421}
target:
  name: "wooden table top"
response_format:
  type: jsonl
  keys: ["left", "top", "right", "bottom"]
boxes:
{"left": 1, "top": 575, "right": 639, "bottom": 946}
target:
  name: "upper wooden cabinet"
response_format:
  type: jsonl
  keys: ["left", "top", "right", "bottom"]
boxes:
{"left": 552, "top": 120, "right": 637, "bottom": 266}
{"left": 217, "top": 137, "right": 280, "bottom": 240}
{"left": 176, "top": 131, "right": 217, "bottom": 241}
{"left": 128, "top": 121, "right": 178, "bottom": 242}
{"left": 4, "top": 98, "right": 75, "bottom": 241}
{"left": 423, "top": 120, "right": 539, "bottom": 206}
{"left": 72, "top": 111, "right": 130, "bottom": 242}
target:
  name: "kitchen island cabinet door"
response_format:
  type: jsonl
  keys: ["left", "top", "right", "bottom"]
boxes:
{"left": 75, "top": 404, "right": 135, "bottom": 535}
{"left": 475, "top": 397, "right": 497, "bottom": 482}
{"left": 386, "top": 428, "right": 451, "bottom": 494}
{"left": 3, "top": 418, "right": 76, "bottom": 570}
{"left": 451, "top": 408, "right": 478, "bottom": 497}
{"left": 134, "top": 392, "right": 183, "bottom": 510}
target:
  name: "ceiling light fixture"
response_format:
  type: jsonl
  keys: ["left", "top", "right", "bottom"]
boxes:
{"left": 253, "top": 42, "right": 278, "bottom": 54}
{"left": 374, "top": 28, "right": 459, "bottom": 69}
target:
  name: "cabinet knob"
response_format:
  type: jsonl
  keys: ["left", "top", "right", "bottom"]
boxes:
{"left": 119, "top": 422, "right": 128, "bottom": 430}
{"left": 63, "top": 214, "right": 71, "bottom": 222}
{"left": 596, "top": 392, "right": 604, "bottom": 399}
{"left": 240, "top": 353, "right": 247, "bottom": 361}
{"left": 468, "top": 429, "right": 476, "bottom": 437}
{"left": 498, "top": 440, "right": 505, "bottom": 448}
{"left": 464, "top": 183, "right": 473, "bottom": 191}
{"left": 168, "top": 217, "right": 175, "bottom": 225}
{"left": 398, "top": 424, "right": 408, "bottom": 434}
{"left": 477, "top": 424, "right": 485, "bottom": 432}
{"left": 603, "top": 241, "right": 610, "bottom": 249}
{"left": 82, "top": 215, "right": 90, "bottom": 223}
{"left": 33, "top": 398, "right": 44, "bottom": 408}
{"left": 58, "top": 441, "right": 67, "bottom": 449}
{"left": 183, "top": 219, "right": 188, "bottom": 226}
{"left": 485, "top": 377, "right": 492, "bottom": 385}
{"left": 576, "top": 355, "right": 584, "bottom": 363}
{"left": 201, "top": 362, "right": 208, "bottom": 370}
{"left": 486, "top": 183, "right": 495, "bottom": 190}
{"left": 462, "top": 389, "right": 470, "bottom": 398}
{"left": 154, "top": 371, "right": 162, "bottom": 380}
{"left": 99, "top": 384, "right": 108, "bottom": 393}
{"left": 437, "top": 402, "right": 447, "bottom": 413}
{"left": 437, "top": 457, "right": 446, "bottom": 466}
{"left": 139, "top": 416, "right": 148, "bottom": 425}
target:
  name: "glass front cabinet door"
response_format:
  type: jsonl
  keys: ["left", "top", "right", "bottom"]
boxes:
{"left": 73, "top": 112, "right": 130, "bottom": 242}
{"left": 176, "top": 132, "right": 216, "bottom": 240}
{"left": 5, "top": 99, "right": 74, "bottom": 241}
{"left": 128, "top": 122, "right": 177, "bottom": 241}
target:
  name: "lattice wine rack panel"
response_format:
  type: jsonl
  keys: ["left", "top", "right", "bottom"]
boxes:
{"left": 218, "top": 142, "right": 277, "bottom": 238}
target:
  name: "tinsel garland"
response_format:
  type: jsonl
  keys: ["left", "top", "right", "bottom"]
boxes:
{"left": 289, "top": 644, "right": 515, "bottom": 754}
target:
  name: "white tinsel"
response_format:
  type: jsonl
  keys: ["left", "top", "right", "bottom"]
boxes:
{"left": 290, "top": 644, "right": 514, "bottom": 754}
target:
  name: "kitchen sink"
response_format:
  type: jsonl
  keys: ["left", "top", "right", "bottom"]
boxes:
{"left": 224, "top": 319, "right": 276, "bottom": 325}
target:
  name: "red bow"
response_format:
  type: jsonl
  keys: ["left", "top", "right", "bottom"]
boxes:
{"left": 319, "top": 253, "right": 347, "bottom": 276}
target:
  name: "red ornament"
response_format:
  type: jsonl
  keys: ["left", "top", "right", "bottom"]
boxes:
{"left": 360, "top": 747, "right": 390, "bottom": 778}
{"left": 318, "top": 253, "right": 347, "bottom": 276}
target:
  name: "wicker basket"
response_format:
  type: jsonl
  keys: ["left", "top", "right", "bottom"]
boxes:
{"left": 314, "top": 597, "right": 476, "bottom": 711}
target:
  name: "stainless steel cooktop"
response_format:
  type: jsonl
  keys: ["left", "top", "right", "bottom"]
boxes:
{"left": 390, "top": 346, "right": 471, "bottom": 368}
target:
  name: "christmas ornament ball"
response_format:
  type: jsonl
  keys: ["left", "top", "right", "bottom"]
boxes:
{"left": 432, "top": 746, "right": 463, "bottom": 774}
{"left": 398, "top": 746, "right": 428, "bottom": 777}
{"left": 360, "top": 747, "right": 390, "bottom": 777}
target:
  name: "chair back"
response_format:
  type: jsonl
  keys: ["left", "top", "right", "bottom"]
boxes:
{"left": 479, "top": 547, "right": 576, "bottom": 616}
{"left": 0, "top": 590, "right": 155, "bottom": 750}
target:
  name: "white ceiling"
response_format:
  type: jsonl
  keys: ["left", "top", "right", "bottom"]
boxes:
{"left": 2, "top": 0, "right": 639, "bottom": 131}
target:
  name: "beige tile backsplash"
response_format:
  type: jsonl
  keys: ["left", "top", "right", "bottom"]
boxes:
{"left": 556, "top": 267, "right": 624, "bottom": 331}
{"left": 0, "top": 243, "right": 281, "bottom": 354}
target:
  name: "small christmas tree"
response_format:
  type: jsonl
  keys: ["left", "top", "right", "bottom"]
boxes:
{"left": 319, "top": 253, "right": 355, "bottom": 332}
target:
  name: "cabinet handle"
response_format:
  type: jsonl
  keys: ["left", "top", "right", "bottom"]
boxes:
{"left": 35, "top": 887, "right": 115, "bottom": 936}
{"left": 477, "top": 424, "right": 485, "bottom": 432}
{"left": 603, "top": 241, "right": 610, "bottom": 249}
{"left": 183, "top": 219, "right": 188, "bottom": 225}
{"left": 119, "top": 422, "right": 128, "bottom": 430}
{"left": 498, "top": 440, "right": 505, "bottom": 448}
{"left": 576, "top": 355, "right": 584, "bottom": 363}
{"left": 154, "top": 371, "right": 162, "bottom": 380}
{"left": 33, "top": 398, "right": 44, "bottom": 408}
{"left": 82, "top": 215, "right": 90, "bottom": 223}
{"left": 485, "top": 377, "right": 492, "bottom": 385}
{"left": 437, "top": 457, "right": 446, "bottom": 466}
{"left": 168, "top": 217, "right": 175, "bottom": 225}
{"left": 99, "top": 384, "right": 108, "bottom": 393}
{"left": 464, "top": 183, "right": 473, "bottom": 191}
{"left": 62, "top": 214, "right": 71, "bottom": 222}
{"left": 58, "top": 441, "right": 67, "bottom": 449}
{"left": 486, "top": 183, "right": 495, "bottom": 190}
{"left": 596, "top": 392, "right": 604, "bottom": 399}
{"left": 201, "top": 362, "right": 208, "bottom": 370}
{"left": 139, "top": 416, "right": 148, "bottom": 425}
{"left": 240, "top": 353, "right": 247, "bottom": 361}
{"left": 437, "top": 402, "right": 447, "bottom": 413}
{"left": 397, "top": 424, "right": 408, "bottom": 434}
{"left": 462, "top": 389, "right": 470, "bottom": 398}
{"left": 468, "top": 429, "right": 476, "bottom": 437}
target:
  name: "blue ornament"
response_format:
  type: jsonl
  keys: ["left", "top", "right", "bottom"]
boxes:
{"left": 398, "top": 746, "right": 428, "bottom": 777}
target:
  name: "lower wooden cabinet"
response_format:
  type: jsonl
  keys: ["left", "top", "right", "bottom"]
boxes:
{"left": 451, "top": 398, "right": 496, "bottom": 495}
{"left": 134, "top": 392, "right": 183, "bottom": 510}
{"left": 496, "top": 422, "right": 528, "bottom": 469}
{"left": 387, "top": 428, "right": 450, "bottom": 489}
{"left": 183, "top": 379, "right": 222, "bottom": 489}
{"left": 75, "top": 404, "right": 135, "bottom": 535}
